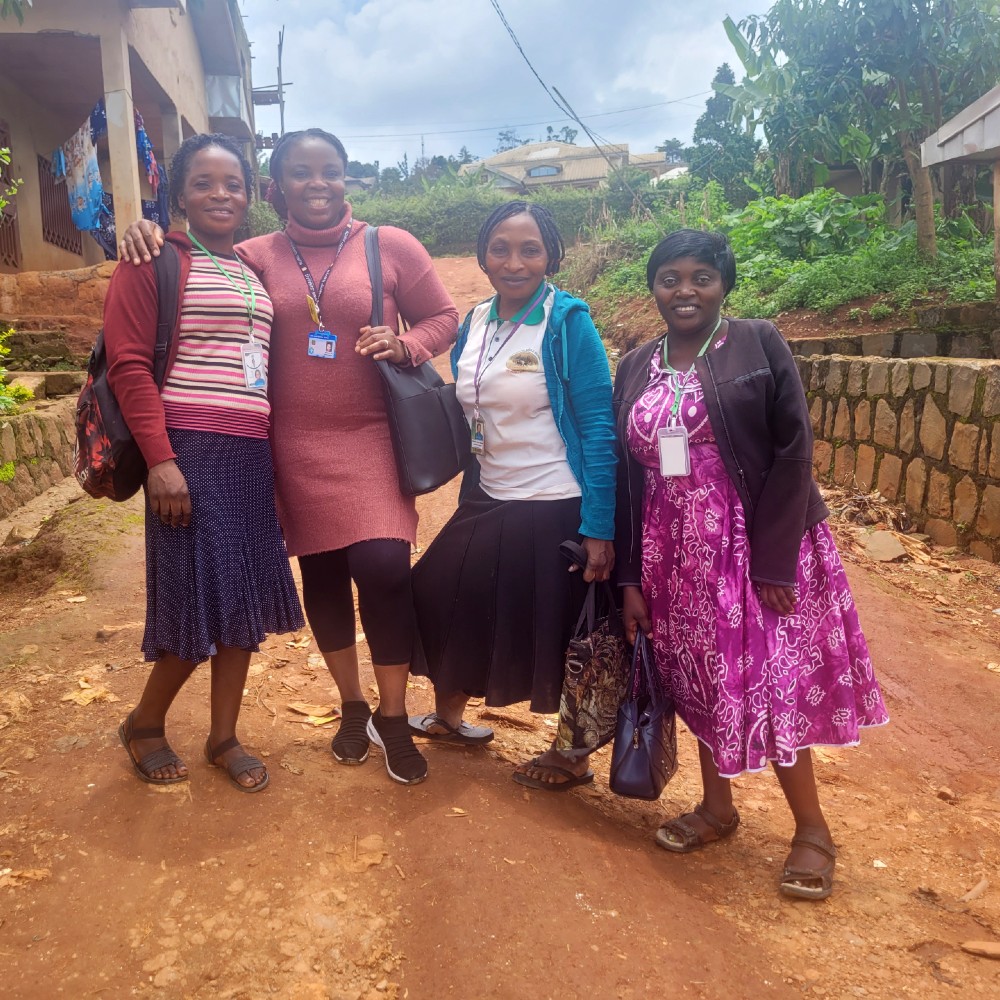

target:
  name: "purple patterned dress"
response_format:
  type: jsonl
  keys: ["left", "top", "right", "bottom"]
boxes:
{"left": 627, "top": 337, "right": 888, "bottom": 778}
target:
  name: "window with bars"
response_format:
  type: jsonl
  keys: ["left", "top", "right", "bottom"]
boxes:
{"left": 0, "top": 120, "right": 21, "bottom": 271}
{"left": 37, "top": 154, "right": 83, "bottom": 256}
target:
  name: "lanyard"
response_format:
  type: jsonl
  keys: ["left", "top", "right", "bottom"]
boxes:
{"left": 662, "top": 315, "right": 723, "bottom": 418}
{"left": 284, "top": 223, "right": 352, "bottom": 330}
{"left": 472, "top": 283, "right": 549, "bottom": 417}
{"left": 188, "top": 233, "right": 257, "bottom": 340}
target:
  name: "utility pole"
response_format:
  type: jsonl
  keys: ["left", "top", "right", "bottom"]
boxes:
{"left": 277, "top": 26, "right": 286, "bottom": 136}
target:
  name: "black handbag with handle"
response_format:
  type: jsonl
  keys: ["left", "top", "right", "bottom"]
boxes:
{"left": 363, "top": 225, "right": 469, "bottom": 496}
{"left": 609, "top": 632, "right": 678, "bottom": 800}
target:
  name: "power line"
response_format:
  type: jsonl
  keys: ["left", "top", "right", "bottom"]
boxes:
{"left": 487, "top": 0, "right": 664, "bottom": 230}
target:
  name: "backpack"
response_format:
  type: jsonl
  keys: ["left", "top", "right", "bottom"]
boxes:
{"left": 74, "top": 242, "right": 181, "bottom": 501}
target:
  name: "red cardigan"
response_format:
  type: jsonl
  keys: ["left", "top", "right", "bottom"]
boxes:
{"left": 104, "top": 233, "right": 194, "bottom": 469}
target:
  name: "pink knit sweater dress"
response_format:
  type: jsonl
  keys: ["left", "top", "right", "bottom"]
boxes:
{"left": 237, "top": 208, "right": 459, "bottom": 556}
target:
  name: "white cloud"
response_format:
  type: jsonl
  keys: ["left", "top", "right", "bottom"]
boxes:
{"left": 240, "top": 0, "right": 771, "bottom": 165}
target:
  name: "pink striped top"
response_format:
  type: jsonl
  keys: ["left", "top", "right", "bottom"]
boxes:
{"left": 161, "top": 249, "right": 274, "bottom": 438}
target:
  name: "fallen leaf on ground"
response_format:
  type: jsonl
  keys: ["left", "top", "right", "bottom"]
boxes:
{"left": 286, "top": 635, "right": 312, "bottom": 649}
{"left": 0, "top": 692, "right": 32, "bottom": 724}
{"left": 279, "top": 759, "right": 304, "bottom": 775}
{"left": 960, "top": 941, "right": 1000, "bottom": 960}
{"left": 986, "top": 663, "right": 1000, "bottom": 675}
{"left": 959, "top": 877, "right": 989, "bottom": 902}
{"left": 448, "top": 807, "right": 468, "bottom": 817}
{"left": 61, "top": 680, "right": 119, "bottom": 707}
{"left": 66, "top": 596, "right": 87, "bottom": 604}
{"left": 0, "top": 868, "right": 51, "bottom": 888}
{"left": 53, "top": 734, "right": 89, "bottom": 753}
{"left": 286, "top": 702, "right": 341, "bottom": 726}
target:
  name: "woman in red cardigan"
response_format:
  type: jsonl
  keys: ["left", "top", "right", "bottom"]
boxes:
{"left": 119, "top": 129, "right": 459, "bottom": 786}
{"left": 108, "top": 134, "right": 303, "bottom": 793}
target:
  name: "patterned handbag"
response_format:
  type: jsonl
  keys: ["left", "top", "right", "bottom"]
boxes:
{"left": 609, "top": 633, "right": 678, "bottom": 800}
{"left": 555, "top": 543, "right": 629, "bottom": 752}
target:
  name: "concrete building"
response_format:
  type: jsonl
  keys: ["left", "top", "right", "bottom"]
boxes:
{"left": 460, "top": 141, "right": 677, "bottom": 192}
{"left": 0, "top": 0, "right": 254, "bottom": 271}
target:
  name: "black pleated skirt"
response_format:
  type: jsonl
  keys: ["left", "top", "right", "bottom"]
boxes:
{"left": 142, "top": 429, "right": 304, "bottom": 664}
{"left": 411, "top": 486, "right": 587, "bottom": 714}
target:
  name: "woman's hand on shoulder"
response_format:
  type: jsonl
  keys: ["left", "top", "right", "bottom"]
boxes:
{"left": 356, "top": 326, "right": 408, "bottom": 364}
{"left": 569, "top": 536, "right": 615, "bottom": 583}
{"left": 758, "top": 583, "right": 796, "bottom": 615}
{"left": 120, "top": 220, "right": 165, "bottom": 266}
{"left": 621, "top": 585, "right": 651, "bottom": 645}
{"left": 146, "top": 460, "right": 191, "bottom": 528}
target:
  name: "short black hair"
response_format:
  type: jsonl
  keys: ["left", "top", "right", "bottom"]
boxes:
{"left": 267, "top": 128, "right": 349, "bottom": 220}
{"left": 168, "top": 133, "right": 254, "bottom": 220}
{"left": 476, "top": 201, "right": 565, "bottom": 276}
{"left": 646, "top": 229, "right": 737, "bottom": 293}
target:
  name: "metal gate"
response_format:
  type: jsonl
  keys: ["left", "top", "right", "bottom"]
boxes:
{"left": 0, "top": 119, "right": 22, "bottom": 271}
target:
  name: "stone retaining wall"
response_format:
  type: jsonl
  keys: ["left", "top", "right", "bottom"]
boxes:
{"left": 798, "top": 354, "right": 1000, "bottom": 560}
{"left": 0, "top": 396, "right": 78, "bottom": 518}
{"left": 788, "top": 328, "right": 1000, "bottom": 360}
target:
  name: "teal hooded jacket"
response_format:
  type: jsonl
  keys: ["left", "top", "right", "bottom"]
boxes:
{"left": 450, "top": 285, "right": 617, "bottom": 540}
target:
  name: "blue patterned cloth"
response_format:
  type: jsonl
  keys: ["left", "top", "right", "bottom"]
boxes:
{"left": 142, "top": 430, "right": 304, "bottom": 663}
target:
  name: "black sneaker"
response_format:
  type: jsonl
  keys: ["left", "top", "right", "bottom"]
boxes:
{"left": 367, "top": 708, "right": 428, "bottom": 785}
{"left": 331, "top": 701, "right": 371, "bottom": 765}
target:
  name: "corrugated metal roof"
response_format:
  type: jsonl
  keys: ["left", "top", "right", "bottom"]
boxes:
{"left": 921, "top": 85, "right": 1000, "bottom": 166}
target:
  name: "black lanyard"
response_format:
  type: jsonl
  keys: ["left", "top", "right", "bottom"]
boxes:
{"left": 284, "top": 222, "right": 352, "bottom": 329}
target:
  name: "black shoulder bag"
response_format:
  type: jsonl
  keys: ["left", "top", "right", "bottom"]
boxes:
{"left": 363, "top": 225, "right": 469, "bottom": 496}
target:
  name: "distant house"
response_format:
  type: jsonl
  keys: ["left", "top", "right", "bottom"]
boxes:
{"left": 460, "top": 141, "right": 680, "bottom": 192}
{"left": 0, "top": 0, "right": 255, "bottom": 271}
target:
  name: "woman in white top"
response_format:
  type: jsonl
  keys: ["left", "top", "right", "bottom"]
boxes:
{"left": 409, "top": 202, "right": 617, "bottom": 790}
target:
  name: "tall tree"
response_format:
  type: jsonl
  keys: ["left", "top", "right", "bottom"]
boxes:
{"left": 688, "top": 64, "right": 761, "bottom": 208}
{"left": 495, "top": 129, "right": 531, "bottom": 153}
{"left": 655, "top": 138, "right": 687, "bottom": 163}
{"left": 722, "top": 0, "right": 1000, "bottom": 258}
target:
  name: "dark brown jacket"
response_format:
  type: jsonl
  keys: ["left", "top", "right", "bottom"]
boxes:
{"left": 613, "top": 318, "right": 828, "bottom": 589}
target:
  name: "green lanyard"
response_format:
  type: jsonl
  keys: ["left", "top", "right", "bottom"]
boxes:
{"left": 188, "top": 232, "right": 258, "bottom": 341}
{"left": 662, "top": 315, "right": 723, "bottom": 418}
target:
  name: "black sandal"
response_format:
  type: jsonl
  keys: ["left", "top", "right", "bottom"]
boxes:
{"left": 204, "top": 735, "right": 269, "bottom": 793}
{"left": 331, "top": 701, "right": 372, "bottom": 765}
{"left": 118, "top": 711, "right": 187, "bottom": 785}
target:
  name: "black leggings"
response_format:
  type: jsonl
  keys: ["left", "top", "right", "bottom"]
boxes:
{"left": 298, "top": 539, "right": 414, "bottom": 665}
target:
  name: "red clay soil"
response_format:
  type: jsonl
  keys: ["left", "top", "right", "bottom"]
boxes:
{"left": 1, "top": 257, "right": 999, "bottom": 1000}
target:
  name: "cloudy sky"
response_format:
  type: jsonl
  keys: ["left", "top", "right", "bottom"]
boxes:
{"left": 239, "top": 0, "right": 773, "bottom": 168}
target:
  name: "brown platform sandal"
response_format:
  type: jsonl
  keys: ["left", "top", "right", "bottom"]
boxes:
{"left": 118, "top": 711, "right": 187, "bottom": 785}
{"left": 655, "top": 803, "right": 741, "bottom": 853}
{"left": 204, "top": 735, "right": 269, "bottom": 793}
{"left": 779, "top": 832, "right": 837, "bottom": 901}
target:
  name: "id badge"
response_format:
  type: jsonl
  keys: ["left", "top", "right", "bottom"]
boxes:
{"left": 240, "top": 341, "right": 267, "bottom": 390}
{"left": 307, "top": 330, "right": 337, "bottom": 359}
{"left": 658, "top": 425, "right": 691, "bottom": 477}
{"left": 471, "top": 416, "right": 485, "bottom": 455}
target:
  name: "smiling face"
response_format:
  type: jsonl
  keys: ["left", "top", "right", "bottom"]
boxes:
{"left": 276, "top": 135, "right": 347, "bottom": 230}
{"left": 177, "top": 146, "right": 248, "bottom": 252}
{"left": 651, "top": 256, "right": 726, "bottom": 337}
{"left": 483, "top": 212, "right": 550, "bottom": 315}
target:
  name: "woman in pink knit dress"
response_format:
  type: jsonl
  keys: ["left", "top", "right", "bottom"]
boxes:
{"left": 120, "top": 129, "right": 458, "bottom": 785}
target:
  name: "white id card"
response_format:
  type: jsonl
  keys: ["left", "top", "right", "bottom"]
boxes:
{"left": 240, "top": 341, "right": 267, "bottom": 390}
{"left": 657, "top": 425, "right": 690, "bottom": 477}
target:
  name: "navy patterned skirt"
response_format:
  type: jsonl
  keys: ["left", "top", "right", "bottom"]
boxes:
{"left": 142, "top": 429, "right": 304, "bottom": 663}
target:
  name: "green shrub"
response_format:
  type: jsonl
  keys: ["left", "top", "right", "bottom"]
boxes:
{"left": 868, "top": 303, "right": 894, "bottom": 321}
{"left": 0, "top": 325, "right": 32, "bottom": 414}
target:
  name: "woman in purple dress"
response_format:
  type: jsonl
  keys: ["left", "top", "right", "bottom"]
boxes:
{"left": 613, "top": 230, "right": 888, "bottom": 900}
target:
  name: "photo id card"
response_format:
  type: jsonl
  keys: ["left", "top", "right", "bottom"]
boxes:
{"left": 471, "top": 416, "right": 485, "bottom": 455}
{"left": 240, "top": 341, "right": 267, "bottom": 390}
{"left": 307, "top": 330, "right": 337, "bottom": 359}
{"left": 657, "top": 425, "right": 691, "bottom": 477}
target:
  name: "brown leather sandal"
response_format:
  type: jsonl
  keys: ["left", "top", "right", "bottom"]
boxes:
{"left": 204, "top": 736, "right": 269, "bottom": 793}
{"left": 779, "top": 831, "right": 837, "bottom": 900}
{"left": 655, "top": 803, "right": 741, "bottom": 853}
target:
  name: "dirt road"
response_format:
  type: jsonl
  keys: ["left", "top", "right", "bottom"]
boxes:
{"left": 2, "top": 257, "right": 1000, "bottom": 1000}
